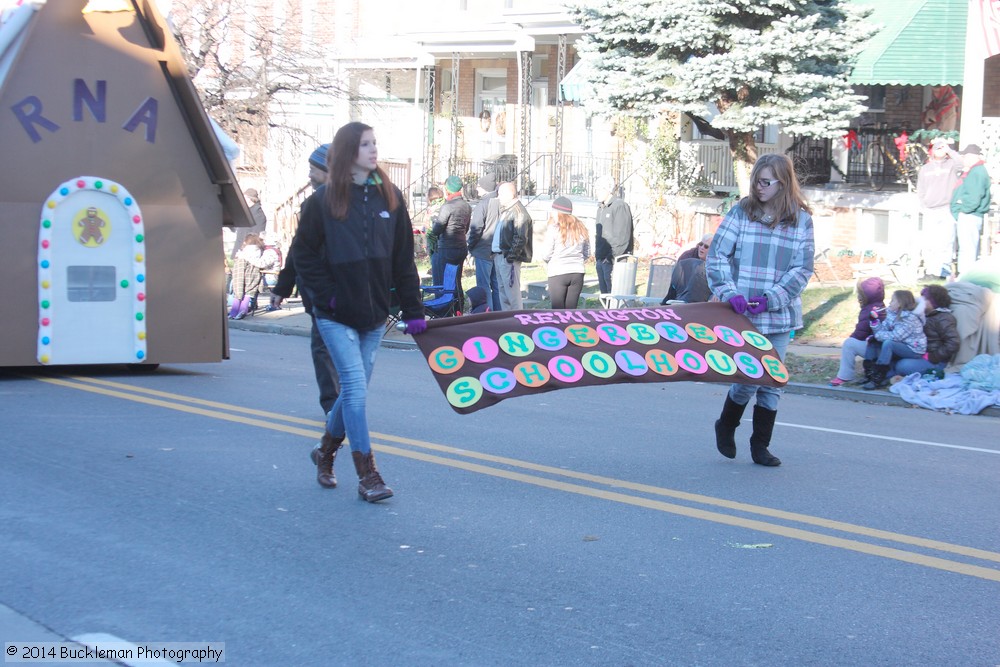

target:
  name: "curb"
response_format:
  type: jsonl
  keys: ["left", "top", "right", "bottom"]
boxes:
{"left": 229, "top": 319, "right": 1000, "bottom": 418}
{"left": 228, "top": 316, "right": 419, "bottom": 350}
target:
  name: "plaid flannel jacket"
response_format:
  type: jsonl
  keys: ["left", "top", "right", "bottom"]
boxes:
{"left": 707, "top": 205, "right": 815, "bottom": 335}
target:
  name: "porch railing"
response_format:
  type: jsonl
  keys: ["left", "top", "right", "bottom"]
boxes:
{"left": 449, "top": 152, "right": 632, "bottom": 198}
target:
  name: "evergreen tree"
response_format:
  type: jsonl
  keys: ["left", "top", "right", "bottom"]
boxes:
{"left": 570, "top": 0, "right": 877, "bottom": 188}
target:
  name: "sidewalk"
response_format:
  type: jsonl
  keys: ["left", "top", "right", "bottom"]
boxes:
{"left": 0, "top": 603, "right": 117, "bottom": 665}
{"left": 228, "top": 300, "right": 1000, "bottom": 417}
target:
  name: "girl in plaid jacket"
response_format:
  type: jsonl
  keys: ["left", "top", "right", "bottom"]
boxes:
{"left": 707, "top": 154, "right": 815, "bottom": 467}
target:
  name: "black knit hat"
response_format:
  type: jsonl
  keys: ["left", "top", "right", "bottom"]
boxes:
{"left": 552, "top": 196, "right": 573, "bottom": 213}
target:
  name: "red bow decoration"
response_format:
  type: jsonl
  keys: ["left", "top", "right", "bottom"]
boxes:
{"left": 893, "top": 131, "right": 909, "bottom": 162}
{"left": 842, "top": 129, "right": 861, "bottom": 151}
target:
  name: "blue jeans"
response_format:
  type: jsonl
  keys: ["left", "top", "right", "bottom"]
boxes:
{"left": 728, "top": 331, "right": 790, "bottom": 412}
{"left": 865, "top": 339, "right": 923, "bottom": 367}
{"left": 314, "top": 318, "right": 384, "bottom": 454}
{"left": 894, "top": 357, "right": 945, "bottom": 377}
{"left": 596, "top": 258, "right": 614, "bottom": 294}
{"left": 474, "top": 256, "right": 501, "bottom": 311}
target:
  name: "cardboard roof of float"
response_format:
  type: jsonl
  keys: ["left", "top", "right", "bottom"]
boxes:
{"left": 0, "top": 0, "right": 254, "bottom": 367}
{"left": 0, "top": 0, "right": 251, "bottom": 226}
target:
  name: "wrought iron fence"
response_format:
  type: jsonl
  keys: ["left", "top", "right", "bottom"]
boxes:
{"left": 449, "top": 152, "right": 632, "bottom": 198}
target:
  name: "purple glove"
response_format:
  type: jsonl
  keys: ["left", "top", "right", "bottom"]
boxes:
{"left": 328, "top": 296, "right": 337, "bottom": 311}
{"left": 747, "top": 294, "right": 768, "bottom": 315}
{"left": 403, "top": 318, "right": 427, "bottom": 335}
{"left": 728, "top": 295, "right": 748, "bottom": 314}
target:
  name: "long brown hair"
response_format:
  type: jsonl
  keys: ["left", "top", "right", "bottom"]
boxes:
{"left": 892, "top": 289, "right": 917, "bottom": 312}
{"left": 551, "top": 211, "right": 588, "bottom": 246}
{"left": 324, "top": 122, "right": 398, "bottom": 219}
{"left": 739, "top": 153, "right": 812, "bottom": 227}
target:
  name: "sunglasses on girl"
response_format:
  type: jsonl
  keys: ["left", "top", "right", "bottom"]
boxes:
{"left": 756, "top": 178, "right": 779, "bottom": 188}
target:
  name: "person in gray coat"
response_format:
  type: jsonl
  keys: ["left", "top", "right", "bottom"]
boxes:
{"left": 594, "top": 175, "right": 634, "bottom": 294}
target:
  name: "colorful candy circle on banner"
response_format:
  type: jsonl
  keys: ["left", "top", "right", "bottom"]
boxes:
{"left": 428, "top": 346, "right": 464, "bottom": 374}
{"left": 480, "top": 368, "right": 517, "bottom": 394}
{"left": 742, "top": 330, "right": 773, "bottom": 351}
{"left": 532, "top": 326, "right": 568, "bottom": 351}
{"left": 447, "top": 376, "right": 482, "bottom": 408}
{"left": 462, "top": 337, "right": 499, "bottom": 363}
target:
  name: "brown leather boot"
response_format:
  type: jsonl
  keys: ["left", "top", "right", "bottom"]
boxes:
{"left": 310, "top": 433, "right": 344, "bottom": 488}
{"left": 351, "top": 450, "right": 394, "bottom": 502}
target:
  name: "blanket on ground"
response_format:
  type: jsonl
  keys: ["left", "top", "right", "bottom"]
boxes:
{"left": 890, "top": 354, "right": 1000, "bottom": 414}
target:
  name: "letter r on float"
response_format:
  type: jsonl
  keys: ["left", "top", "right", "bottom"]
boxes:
{"left": 11, "top": 96, "right": 61, "bottom": 143}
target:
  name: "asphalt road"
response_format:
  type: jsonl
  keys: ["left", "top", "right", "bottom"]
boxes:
{"left": 2, "top": 329, "right": 998, "bottom": 666}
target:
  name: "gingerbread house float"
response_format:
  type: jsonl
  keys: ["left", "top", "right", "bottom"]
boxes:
{"left": 0, "top": 0, "right": 252, "bottom": 368}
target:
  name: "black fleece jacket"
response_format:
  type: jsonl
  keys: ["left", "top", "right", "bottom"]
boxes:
{"left": 291, "top": 181, "right": 423, "bottom": 330}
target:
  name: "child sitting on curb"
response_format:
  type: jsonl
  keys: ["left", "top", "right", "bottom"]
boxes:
{"left": 862, "top": 289, "right": 928, "bottom": 390}
{"left": 829, "top": 276, "right": 885, "bottom": 386}
{"left": 892, "top": 284, "right": 960, "bottom": 378}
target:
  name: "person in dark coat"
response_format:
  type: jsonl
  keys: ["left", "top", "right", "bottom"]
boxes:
{"left": 431, "top": 175, "right": 471, "bottom": 309}
{"left": 893, "top": 284, "right": 960, "bottom": 377}
{"left": 467, "top": 173, "right": 502, "bottom": 311}
{"left": 292, "top": 122, "right": 425, "bottom": 502}
{"left": 270, "top": 144, "right": 339, "bottom": 415}
{"left": 828, "top": 276, "right": 885, "bottom": 386}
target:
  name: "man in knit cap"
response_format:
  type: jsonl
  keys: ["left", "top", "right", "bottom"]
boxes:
{"left": 431, "top": 175, "right": 472, "bottom": 311}
{"left": 466, "top": 172, "right": 502, "bottom": 311}
{"left": 270, "top": 143, "right": 339, "bottom": 415}
{"left": 307, "top": 143, "right": 331, "bottom": 189}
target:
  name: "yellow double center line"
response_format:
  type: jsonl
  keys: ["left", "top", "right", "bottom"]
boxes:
{"left": 36, "top": 374, "right": 1000, "bottom": 584}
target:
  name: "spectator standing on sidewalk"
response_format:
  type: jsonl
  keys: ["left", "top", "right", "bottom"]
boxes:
{"left": 916, "top": 137, "right": 961, "bottom": 279}
{"left": 292, "top": 122, "right": 426, "bottom": 502}
{"left": 707, "top": 153, "right": 815, "bottom": 467}
{"left": 270, "top": 143, "right": 340, "bottom": 416}
{"left": 467, "top": 173, "right": 502, "bottom": 311}
{"left": 431, "top": 176, "right": 472, "bottom": 307}
{"left": 594, "top": 175, "right": 634, "bottom": 294}
{"left": 541, "top": 197, "right": 590, "bottom": 309}
{"left": 951, "top": 144, "right": 992, "bottom": 277}
{"left": 491, "top": 182, "right": 533, "bottom": 310}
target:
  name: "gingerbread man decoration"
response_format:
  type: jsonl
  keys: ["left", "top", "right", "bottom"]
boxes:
{"left": 78, "top": 207, "right": 106, "bottom": 245}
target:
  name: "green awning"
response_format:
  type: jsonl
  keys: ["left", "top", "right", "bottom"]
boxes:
{"left": 850, "top": 0, "right": 967, "bottom": 86}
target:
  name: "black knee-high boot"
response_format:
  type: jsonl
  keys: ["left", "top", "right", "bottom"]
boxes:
{"left": 714, "top": 395, "right": 747, "bottom": 459}
{"left": 749, "top": 405, "right": 781, "bottom": 467}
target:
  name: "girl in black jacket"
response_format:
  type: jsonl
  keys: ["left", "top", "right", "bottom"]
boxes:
{"left": 292, "top": 122, "right": 425, "bottom": 502}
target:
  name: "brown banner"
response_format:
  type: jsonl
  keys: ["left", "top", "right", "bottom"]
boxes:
{"left": 410, "top": 302, "right": 789, "bottom": 414}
